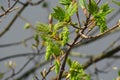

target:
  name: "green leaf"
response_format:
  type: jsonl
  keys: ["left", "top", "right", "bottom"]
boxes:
{"left": 93, "top": 3, "right": 113, "bottom": 33}
{"left": 54, "top": 22, "right": 68, "bottom": 30}
{"left": 24, "top": 23, "right": 30, "bottom": 29}
{"left": 79, "top": 0, "right": 87, "bottom": 9}
{"left": 36, "top": 23, "right": 51, "bottom": 33}
{"left": 55, "top": 60, "right": 60, "bottom": 73}
{"left": 0, "top": 72, "right": 4, "bottom": 79}
{"left": 88, "top": 0, "right": 99, "bottom": 14}
{"left": 59, "top": 0, "right": 72, "bottom": 5}
{"left": 45, "top": 38, "right": 61, "bottom": 60}
{"left": 66, "top": 2, "right": 78, "bottom": 16}
{"left": 59, "top": 27, "right": 69, "bottom": 46}
{"left": 45, "top": 40, "right": 53, "bottom": 60}
{"left": 112, "top": 0, "right": 120, "bottom": 6}
{"left": 100, "top": 3, "right": 113, "bottom": 15}
{"left": 94, "top": 12, "right": 108, "bottom": 33}
{"left": 53, "top": 44, "right": 61, "bottom": 56}
{"left": 51, "top": 6, "right": 65, "bottom": 21}
{"left": 69, "top": 61, "right": 90, "bottom": 80}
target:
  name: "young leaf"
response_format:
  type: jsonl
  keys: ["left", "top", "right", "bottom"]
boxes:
{"left": 55, "top": 60, "right": 60, "bottom": 73}
{"left": 45, "top": 40, "right": 53, "bottom": 60}
{"left": 66, "top": 2, "right": 78, "bottom": 16}
{"left": 51, "top": 6, "right": 65, "bottom": 21}
{"left": 36, "top": 23, "right": 50, "bottom": 33}
{"left": 54, "top": 22, "right": 68, "bottom": 30}
{"left": 94, "top": 12, "right": 108, "bottom": 33}
{"left": 79, "top": 0, "right": 87, "bottom": 9}
{"left": 59, "top": 27, "right": 69, "bottom": 46}
{"left": 88, "top": 0, "right": 99, "bottom": 15}
{"left": 100, "top": 3, "right": 113, "bottom": 15}
{"left": 53, "top": 44, "right": 61, "bottom": 56}
{"left": 69, "top": 61, "right": 90, "bottom": 80}
{"left": 94, "top": 3, "right": 113, "bottom": 33}
{"left": 59, "top": 0, "right": 72, "bottom": 5}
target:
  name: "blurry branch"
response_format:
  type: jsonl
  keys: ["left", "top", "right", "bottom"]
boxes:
{"left": 5, "top": 56, "right": 35, "bottom": 80}
{"left": 70, "top": 53, "right": 120, "bottom": 59}
{"left": 0, "top": 0, "right": 19, "bottom": 18}
{"left": 28, "top": 0, "right": 45, "bottom": 6}
{"left": 80, "top": 22, "right": 120, "bottom": 39}
{"left": 12, "top": 0, "right": 45, "bottom": 6}
{"left": 0, "top": 36, "right": 33, "bottom": 48}
{"left": 83, "top": 45, "right": 120, "bottom": 69}
{"left": 0, "top": 0, "right": 45, "bottom": 37}
{"left": 71, "top": 36, "right": 120, "bottom": 59}
{"left": 15, "top": 60, "right": 51, "bottom": 80}
{"left": 0, "top": 2, "right": 29, "bottom": 37}
{"left": 51, "top": 45, "right": 120, "bottom": 80}
{"left": 74, "top": 28, "right": 120, "bottom": 48}
{"left": 0, "top": 51, "right": 45, "bottom": 61}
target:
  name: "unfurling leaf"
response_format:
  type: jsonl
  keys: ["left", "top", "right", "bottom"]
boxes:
{"left": 66, "top": 2, "right": 78, "bottom": 16}
{"left": 59, "top": 27, "right": 69, "bottom": 46}
{"left": 88, "top": 0, "right": 99, "bottom": 15}
{"left": 54, "top": 22, "right": 68, "bottom": 30}
{"left": 36, "top": 23, "right": 50, "bottom": 33}
{"left": 59, "top": 0, "right": 72, "bottom": 5}
{"left": 79, "top": 0, "right": 87, "bottom": 9}
{"left": 51, "top": 6, "right": 65, "bottom": 21}
{"left": 55, "top": 60, "right": 60, "bottom": 73}
{"left": 93, "top": 3, "right": 113, "bottom": 32}
{"left": 69, "top": 61, "right": 90, "bottom": 80}
{"left": 45, "top": 40, "right": 53, "bottom": 60}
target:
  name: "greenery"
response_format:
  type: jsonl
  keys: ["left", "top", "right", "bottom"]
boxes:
{"left": 0, "top": 0, "right": 120, "bottom": 80}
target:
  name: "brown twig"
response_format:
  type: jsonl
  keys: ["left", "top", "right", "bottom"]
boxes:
{"left": 80, "top": 23, "right": 120, "bottom": 39}
{"left": 58, "top": 34, "right": 80, "bottom": 80}
{"left": 0, "top": 0, "right": 19, "bottom": 18}
{"left": 0, "top": 2, "right": 29, "bottom": 37}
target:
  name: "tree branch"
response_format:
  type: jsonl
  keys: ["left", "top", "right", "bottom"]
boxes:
{"left": 0, "top": 52, "right": 45, "bottom": 61}
{"left": 0, "top": 2, "right": 29, "bottom": 37}
{"left": 0, "top": 36, "right": 33, "bottom": 48}
{"left": 83, "top": 45, "right": 120, "bottom": 69}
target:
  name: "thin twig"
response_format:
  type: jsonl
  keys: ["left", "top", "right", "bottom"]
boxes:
{"left": 80, "top": 23, "right": 120, "bottom": 39}
{"left": 58, "top": 34, "right": 80, "bottom": 80}
{"left": 0, "top": 36, "right": 33, "bottom": 48}
{"left": 0, "top": 52, "right": 45, "bottom": 61}
{"left": 0, "top": 0, "right": 19, "bottom": 18}
{"left": 0, "top": 2, "right": 29, "bottom": 37}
